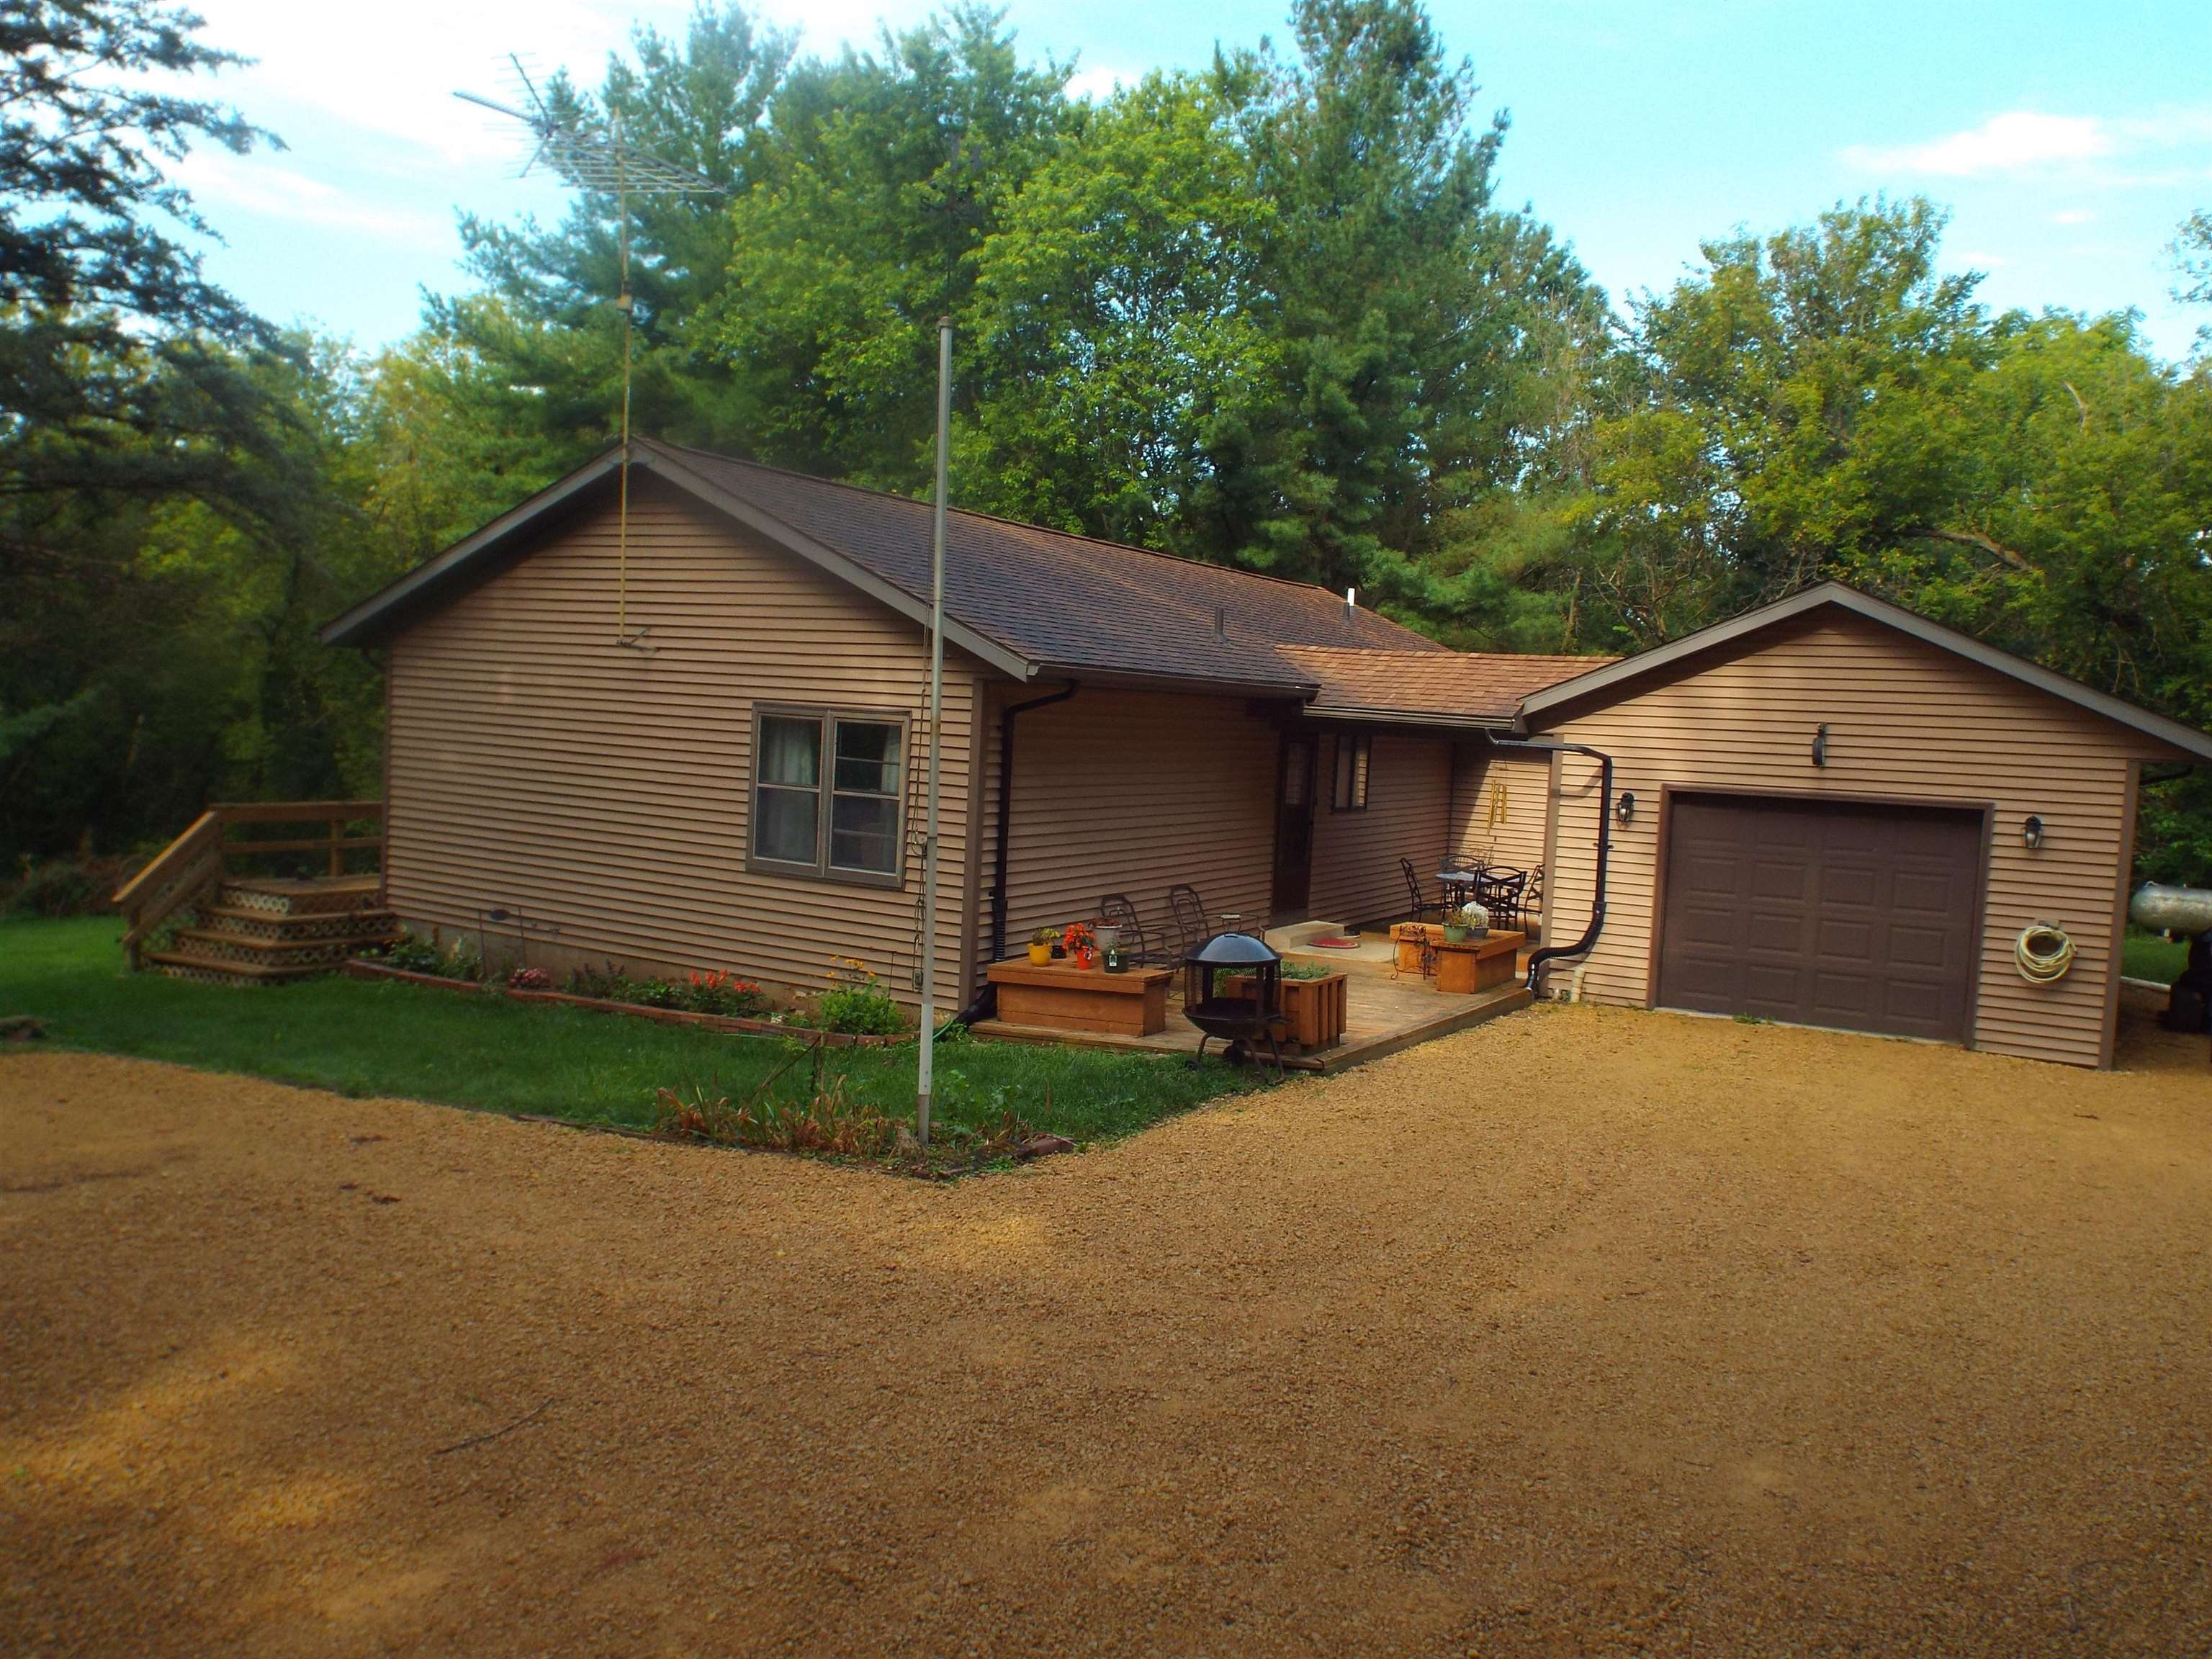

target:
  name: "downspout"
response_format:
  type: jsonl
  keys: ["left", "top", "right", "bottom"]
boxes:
{"left": 1488, "top": 737, "right": 1614, "bottom": 997}
{"left": 954, "top": 678, "right": 1079, "bottom": 1026}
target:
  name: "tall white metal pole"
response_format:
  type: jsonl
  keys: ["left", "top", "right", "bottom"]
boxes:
{"left": 917, "top": 318, "right": 952, "bottom": 1147}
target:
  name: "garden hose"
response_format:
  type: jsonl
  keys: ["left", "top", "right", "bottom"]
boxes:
{"left": 2015, "top": 921, "right": 2077, "bottom": 984}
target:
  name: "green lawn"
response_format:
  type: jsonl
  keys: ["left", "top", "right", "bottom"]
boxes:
{"left": 2123, "top": 927, "right": 2190, "bottom": 986}
{"left": 0, "top": 917, "right": 1258, "bottom": 1146}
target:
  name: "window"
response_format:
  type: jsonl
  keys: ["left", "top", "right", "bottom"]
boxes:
{"left": 1331, "top": 734, "right": 1372, "bottom": 812}
{"left": 750, "top": 707, "right": 907, "bottom": 884}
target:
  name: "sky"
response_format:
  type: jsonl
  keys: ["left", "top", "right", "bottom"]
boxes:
{"left": 168, "top": 0, "right": 2212, "bottom": 360}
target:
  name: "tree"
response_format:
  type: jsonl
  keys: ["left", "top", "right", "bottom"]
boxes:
{"left": 0, "top": 0, "right": 338, "bottom": 863}
{"left": 1, "top": 0, "right": 288, "bottom": 497}
{"left": 958, "top": 73, "right": 1278, "bottom": 552}
{"left": 435, "top": 4, "right": 796, "bottom": 455}
{"left": 2174, "top": 209, "right": 2212, "bottom": 358}
{"left": 1565, "top": 197, "right": 2212, "bottom": 879}
{"left": 1202, "top": 0, "right": 1605, "bottom": 613}
{"left": 704, "top": 5, "right": 1069, "bottom": 488}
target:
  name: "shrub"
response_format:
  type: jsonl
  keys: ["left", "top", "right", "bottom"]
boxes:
{"left": 816, "top": 980, "right": 905, "bottom": 1035}
{"left": 377, "top": 931, "right": 482, "bottom": 981}
{"left": 5, "top": 853, "right": 134, "bottom": 918}
{"left": 1280, "top": 959, "right": 1335, "bottom": 981}
{"left": 508, "top": 966, "right": 552, "bottom": 992}
{"left": 812, "top": 956, "right": 907, "bottom": 1036}
{"left": 677, "top": 970, "right": 768, "bottom": 1018}
{"left": 566, "top": 961, "right": 634, "bottom": 1000}
{"left": 629, "top": 978, "right": 683, "bottom": 1010}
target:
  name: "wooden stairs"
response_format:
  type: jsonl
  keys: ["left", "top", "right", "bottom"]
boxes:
{"left": 114, "top": 801, "right": 391, "bottom": 988}
{"left": 143, "top": 876, "right": 398, "bottom": 988}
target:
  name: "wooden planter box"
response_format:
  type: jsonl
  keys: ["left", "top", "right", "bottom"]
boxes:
{"left": 986, "top": 958, "right": 1174, "bottom": 1036}
{"left": 1431, "top": 930, "right": 1525, "bottom": 995}
{"left": 1393, "top": 923, "right": 1444, "bottom": 973}
{"left": 1221, "top": 971, "right": 1349, "bottom": 1050}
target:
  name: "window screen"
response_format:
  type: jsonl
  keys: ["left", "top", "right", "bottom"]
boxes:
{"left": 754, "top": 716, "right": 822, "bottom": 864}
{"left": 829, "top": 720, "right": 903, "bottom": 875}
{"left": 1332, "top": 734, "right": 1371, "bottom": 811}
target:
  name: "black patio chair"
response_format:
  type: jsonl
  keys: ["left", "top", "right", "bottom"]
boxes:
{"left": 1098, "top": 893, "right": 1162, "bottom": 966}
{"left": 1520, "top": 865, "right": 1545, "bottom": 938}
{"left": 1399, "top": 857, "right": 1446, "bottom": 923}
{"left": 1166, "top": 884, "right": 1209, "bottom": 961}
{"left": 1478, "top": 867, "right": 1530, "bottom": 931}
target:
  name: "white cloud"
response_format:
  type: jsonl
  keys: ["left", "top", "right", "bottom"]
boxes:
{"left": 1844, "top": 112, "right": 2115, "bottom": 177}
{"left": 1065, "top": 63, "right": 1138, "bottom": 102}
{"left": 2049, "top": 210, "right": 2095, "bottom": 226}
{"left": 171, "top": 150, "right": 445, "bottom": 243}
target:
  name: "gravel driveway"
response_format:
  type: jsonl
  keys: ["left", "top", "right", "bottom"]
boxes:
{"left": 4, "top": 995, "right": 2208, "bottom": 1656}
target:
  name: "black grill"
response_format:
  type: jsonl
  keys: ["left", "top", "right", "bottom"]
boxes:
{"left": 1182, "top": 931, "right": 1288, "bottom": 1080}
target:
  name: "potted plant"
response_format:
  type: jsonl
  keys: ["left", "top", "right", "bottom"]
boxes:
{"left": 1027, "top": 927, "right": 1056, "bottom": 967}
{"left": 1063, "top": 920, "right": 1097, "bottom": 970}
{"left": 1444, "top": 900, "right": 1489, "bottom": 943}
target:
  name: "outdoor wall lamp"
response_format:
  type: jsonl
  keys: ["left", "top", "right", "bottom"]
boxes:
{"left": 1812, "top": 723, "right": 1830, "bottom": 767}
{"left": 2023, "top": 814, "right": 2046, "bottom": 850}
{"left": 1617, "top": 791, "right": 1637, "bottom": 824}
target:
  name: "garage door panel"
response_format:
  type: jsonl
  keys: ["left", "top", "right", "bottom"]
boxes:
{"left": 1885, "top": 922, "right": 1952, "bottom": 969}
{"left": 1750, "top": 860, "right": 1811, "bottom": 901}
{"left": 1660, "top": 796, "right": 1981, "bottom": 1044}
{"left": 1815, "top": 918, "right": 1874, "bottom": 961}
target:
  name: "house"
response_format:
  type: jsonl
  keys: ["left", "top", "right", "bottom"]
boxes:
{"left": 323, "top": 440, "right": 2210, "bottom": 1069}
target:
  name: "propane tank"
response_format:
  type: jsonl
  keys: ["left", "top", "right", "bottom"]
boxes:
{"left": 2129, "top": 884, "right": 2212, "bottom": 937}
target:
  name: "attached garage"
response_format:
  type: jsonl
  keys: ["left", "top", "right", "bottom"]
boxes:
{"left": 1655, "top": 794, "right": 1983, "bottom": 1043}
{"left": 1516, "top": 584, "right": 2212, "bottom": 1069}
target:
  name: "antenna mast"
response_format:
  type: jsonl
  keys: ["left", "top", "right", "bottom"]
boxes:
{"left": 456, "top": 60, "right": 724, "bottom": 646}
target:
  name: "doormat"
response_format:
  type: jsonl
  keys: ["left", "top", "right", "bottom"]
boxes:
{"left": 1306, "top": 935, "right": 1362, "bottom": 950}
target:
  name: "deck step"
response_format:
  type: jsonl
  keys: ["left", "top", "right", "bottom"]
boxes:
{"left": 215, "top": 876, "right": 385, "bottom": 918}
{"left": 143, "top": 950, "right": 329, "bottom": 988}
{"left": 169, "top": 928, "right": 379, "bottom": 970}
{"left": 194, "top": 904, "right": 397, "bottom": 945}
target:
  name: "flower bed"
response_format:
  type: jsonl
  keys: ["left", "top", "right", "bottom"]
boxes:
{"left": 341, "top": 961, "right": 907, "bottom": 1046}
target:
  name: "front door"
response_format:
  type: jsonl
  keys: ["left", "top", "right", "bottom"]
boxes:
{"left": 1272, "top": 734, "right": 1318, "bottom": 919}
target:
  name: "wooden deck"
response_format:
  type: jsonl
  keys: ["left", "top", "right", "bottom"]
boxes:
{"left": 971, "top": 948, "right": 1534, "bottom": 1074}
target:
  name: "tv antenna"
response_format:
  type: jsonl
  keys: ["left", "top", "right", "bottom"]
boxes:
{"left": 457, "top": 58, "right": 726, "bottom": 646}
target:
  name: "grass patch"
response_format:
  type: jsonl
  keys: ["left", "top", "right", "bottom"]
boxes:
{"left": 0, "top": 917, "right": 1261, "bottom": 1148}
{"left": 2123, "top": 927, "right": 2190, "bottom": 986}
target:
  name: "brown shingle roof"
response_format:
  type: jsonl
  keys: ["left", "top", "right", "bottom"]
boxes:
{"left": 657, "top": 442, "right": 1434, "bottom": 690}
{"left": 1282, "top": 646, "right": 1617, "bottom": 729}
{"left": 325, "top": 441, "right": 1624, "bottom": 723}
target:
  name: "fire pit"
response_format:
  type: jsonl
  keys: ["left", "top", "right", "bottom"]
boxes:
{"left": 1182, "top": 931, "right": 1289, "bottom": 1080}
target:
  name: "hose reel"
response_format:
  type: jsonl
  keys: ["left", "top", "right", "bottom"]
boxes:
{"left": 2015, "top": 921, "right": 2077, "bottom": 984}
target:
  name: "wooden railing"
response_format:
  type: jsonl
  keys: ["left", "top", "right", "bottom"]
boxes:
{"left": 112, "top": 800, "right": 384, "bottom": 968}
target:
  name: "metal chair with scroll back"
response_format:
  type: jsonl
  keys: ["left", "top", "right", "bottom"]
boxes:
{"left": 1399, "top": 857, "right": 1447, "bottom": 924}
{"left": 1165, "top": 884, "right": 1210, "bottom": 963}
{"left": 1097, "top": 893, "right": 1161, "bottom": 967}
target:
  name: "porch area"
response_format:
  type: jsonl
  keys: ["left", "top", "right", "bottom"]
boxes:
{"left": 969, "top": 925, "right": 1535, "bottom": 1074}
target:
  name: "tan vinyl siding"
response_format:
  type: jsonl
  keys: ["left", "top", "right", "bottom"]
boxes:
{"left": 384, "top": 480, "right": 976, "bottom": 1006}
{"left": 1537, "top": 615, "right": 2180, "bottom": 1069}
{"left": 1449, "top": 748, "right": 1552, "bottom": 873}
{"left": 976, "top": 687, "right": 1275, "bottom": 968}
{"left": 1307, "top": 732, "right": 1452, "bottom": 925}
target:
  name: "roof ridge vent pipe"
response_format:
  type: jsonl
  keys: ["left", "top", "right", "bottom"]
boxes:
{"left": 1344, "top": 587, "right": 1357, "bottom": 619}
{"left": 1487, "top": 738, "right": 1614, "bottom": 997}
{"left": 957, "top": 679, "right": 1080, "bottom": 1028}
{"left": 1215, "top": 606, "right": 1228, "bottom": 638}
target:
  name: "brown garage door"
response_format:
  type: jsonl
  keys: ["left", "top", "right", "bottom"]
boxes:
{"left": 1657, "top": 795, "right": 1984, "bottom": 1043}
